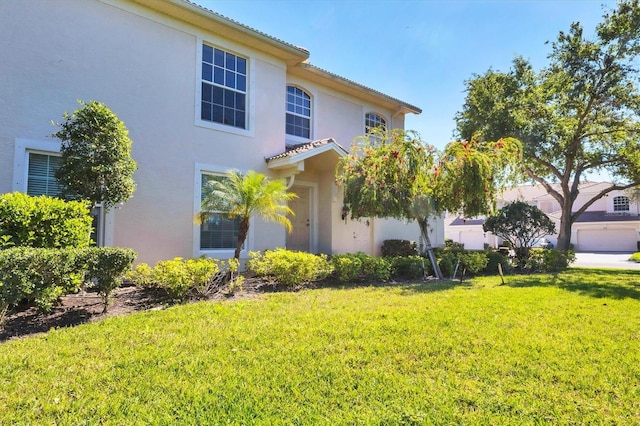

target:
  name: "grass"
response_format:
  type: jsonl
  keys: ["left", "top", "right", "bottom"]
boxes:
{"left": 1, "top": 268, "right": 640, "bottom": 424}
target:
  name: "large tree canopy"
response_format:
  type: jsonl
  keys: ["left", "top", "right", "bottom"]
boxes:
{"left": 53, "top": 100, "right": 137, "bottom": 211}
{"left": 336, "top": 129, "right": 520, "bottom": 279}
{"left": 456, "top": 0, "right": 640, "bottom": 250}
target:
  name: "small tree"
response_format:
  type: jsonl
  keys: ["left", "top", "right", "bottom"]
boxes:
{"left": 198, "top": 170, "right": 296, "bottom": 260}
{"left": 336, "top": 129, "right": 520, "bottom": 279}
{"left": 53, "top": 100, "right": 137, "bottom": 211}
{"left": 483, "top": 201, "right": 556, "bottom": 267}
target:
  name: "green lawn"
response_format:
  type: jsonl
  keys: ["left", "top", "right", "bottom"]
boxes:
{"left": 1, "top": 268, "right": 639, "bottom": 424}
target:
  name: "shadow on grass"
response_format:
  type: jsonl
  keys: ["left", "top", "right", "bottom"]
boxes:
{"left": 505, "top": 268, "right": 640, "bottom": 300}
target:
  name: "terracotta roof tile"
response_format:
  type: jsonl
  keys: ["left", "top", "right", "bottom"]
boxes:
{"left": 266, "top": 138, "right": 341, "bottom": 162}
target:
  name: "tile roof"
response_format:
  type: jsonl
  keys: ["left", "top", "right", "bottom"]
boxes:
{"left": 448, "top": 217, "right": 486, "bottom": 226}
{"left": 265, "top": 138, "right": 345, "bottom": 162}
{"left": 301, "top": 63, "right": 422, "bottom": 114}
{"left": 181, "top": 0, "right": 309, "bottom": 55}
{"left": 574, "top": 211, "right": 640, "bottom": 223}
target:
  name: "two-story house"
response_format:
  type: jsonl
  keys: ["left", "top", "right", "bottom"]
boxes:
{"left": 445, "top": 182, "right": 640, "bottom": 252}
{"left": 0, "top": 0, "right": 443, "bottom": 265}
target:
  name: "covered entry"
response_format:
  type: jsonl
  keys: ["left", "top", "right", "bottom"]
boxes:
{"left": 266, "top": 138, "right": 347, "bottom": 254}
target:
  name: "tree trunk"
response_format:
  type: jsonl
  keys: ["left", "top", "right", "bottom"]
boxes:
{"left": 234, "top": 217, "right": 250, "bottom": 261}
{"left": 556, "top": 200, "right": 574, "bottom": 251}
{"left": 418, "top": 218, "right": 444, "bottom": 280}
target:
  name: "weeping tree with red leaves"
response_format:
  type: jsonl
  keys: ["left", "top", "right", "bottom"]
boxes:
{"left": 336, "top": 129, "right": 520, "bottom": 279}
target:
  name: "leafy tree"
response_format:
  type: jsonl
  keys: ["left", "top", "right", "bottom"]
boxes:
{"left": 199, "top": 170, "right": 296, "bottom": 261}
{"left": 456, "top": 0, "right": 640, "bottom": 250}
{"left": 483, "top": 201, "right": 556, "bottom": 267}
{"left": 53, "top": 100, "right": 137, "bottom": 211}
{"left": 336, "top": 129, "right": 520, "bottom": 279}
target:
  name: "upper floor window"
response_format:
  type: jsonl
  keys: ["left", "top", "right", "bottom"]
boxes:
{"left": 27, "top": 152, "right": 64, "bottom": 197}
{"left": 365, "top": 113, "right": 386, "bottom": 134}
{"left": 201, "top": 44, "right": 247, "bottom": 129}
{"left": 613, "top": 195, "right": 630, "bottom": 212}
{"left": 286, "top": 86, "right": 311, "bottom": 139}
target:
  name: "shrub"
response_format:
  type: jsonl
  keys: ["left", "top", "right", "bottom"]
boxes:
{"left": 129, "top": 257, "right": 221, "bottom": 301}
{"left": 151, "top": 258, "right": 192, "bottom": 300}
{"left": 0, "top": 247, "right": 82, "bottom": 326}
{"left": 390, "top": 255, "right": 431, "bottom": 279}
{"left": 630, "top": 252, "right": 640, "bottom": 263}
{"left": 457, "top": 252, "right": 489, "bottom": 282}
{"left": 437, "top": 251, "right": 458, "bottom": 278}
{"left": 79, "top": 247, "right": 137, "bottom": 312}
{"left": 525, "top": 249, "right": 576, "bottom": 272}
{"left": 381, "top": 240, "right": 418, "bottom": 257}
{"left": 248, "top": 249, "right": 333, "bottom": 288}
{"left": 0, "top": 192, "right": 93, "bottom": 249}
{"left": 483, "top": 250, "right": 511, "bottom": 274}
{"left": 125, "top": 263, "right": 155, "bottom": 288}
{"left": 332, "top": 255, "right": 362, "bottom": 282}
{"left": 331, "top": 253, "right": 392, "bottom": 282}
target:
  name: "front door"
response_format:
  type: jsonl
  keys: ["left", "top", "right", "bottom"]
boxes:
{"left": 287, "top": 186, "right": 311, "bottom": 251}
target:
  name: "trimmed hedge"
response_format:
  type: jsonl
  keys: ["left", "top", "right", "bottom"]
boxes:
{"left": 0, "top": 192, "right": 93, "bottom": 249}
{"left": 78, "top": 247, "right": 137, "bottom": 312}
{"left": 127, "top": 257, "right": 221, "bottom": 301}
{"left": 248, "top": 249, "right": 333, "bottom": 288}
{"left": 0, "top": 246, "right": 136, "bottom": 327}
{"left": 381, "top": 240, "right": 418, "bottom": 257}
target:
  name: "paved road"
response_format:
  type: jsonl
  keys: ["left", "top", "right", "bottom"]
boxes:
{"left": 572, "top": 252, "right": 640, "bottom": 269}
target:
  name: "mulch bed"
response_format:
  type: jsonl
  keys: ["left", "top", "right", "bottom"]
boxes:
{"left": 0, "top": 277, "right": 270, "bottom": 342}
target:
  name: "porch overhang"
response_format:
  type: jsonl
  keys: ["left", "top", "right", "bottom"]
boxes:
{"left": 266, "top": 138, "right": 348, "bottom": 179}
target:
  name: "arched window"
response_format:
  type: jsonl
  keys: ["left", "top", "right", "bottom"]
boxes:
{"left": 613, "top": 195, "right": 630, "bottom": 212}
{"left": 286, "top": 86, "right": 311, "bottom": 138}
{"left": 365, "top": 112, "right": 386, "bottom": 133}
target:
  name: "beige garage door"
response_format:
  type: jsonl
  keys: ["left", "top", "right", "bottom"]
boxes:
{"left": 577, "top": 229, "right": 638, "bottom": 252}
{"left": 459, "top": 231, "right": 486, "bottom": 250}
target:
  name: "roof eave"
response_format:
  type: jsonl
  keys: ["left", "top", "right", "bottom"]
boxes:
{"left": 131, "top": 0, "right": 310, "bottom": 65}
{"left": 290, "top": 63, "right": 422, "bottom": 115}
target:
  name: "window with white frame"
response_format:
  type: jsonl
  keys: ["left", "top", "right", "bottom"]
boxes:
{"left": 200, "top": 173, "right": 242, "bottom": 250}
{"left": 365, "top": 112, "right": 386, "bottom": 134}
{"left": 286, "top": 86, "right": 311, "bottom": 138}
{"left": 201, "top": 44, "right": 247, "bottom": 129}
{"left": 613, "top": 195, "right": 630, "bottom": 212}
{"left": 26, "top": 152, "right": 64, "bottom": 197}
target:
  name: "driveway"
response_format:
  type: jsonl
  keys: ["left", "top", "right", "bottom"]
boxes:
{"left": 572, "top": 252, "right": 640, "bottom": 269}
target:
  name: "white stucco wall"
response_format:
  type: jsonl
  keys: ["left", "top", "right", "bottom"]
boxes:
{"left": 1, "top": 0, "right": 428, "bottom": 264}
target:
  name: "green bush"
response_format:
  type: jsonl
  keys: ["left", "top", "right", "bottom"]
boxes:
{"left": 437, "top": 251, "right": 458, "bottom": 278}
{"left": 129, "top": 257, "right": 220, "bottom": 301}
{"left": 381, "top": 240, "right": 418, "bottom": 257}
{"left": 629, "top": 252, "right": 640, "bottom": 263}
{"left": 483, "top": 250, "right": 511, "bottom": 274}
{"left": 78, "top": 247, "right": 137, "bottom": 312}
{"left": 525, "top": 249, "right": 576, "bottom": 272}
{"left": 331, "top": 253, "right": 392, "bottom": 282}
{"left": 248, "top": 249, "right": 333, "bottom": 288}
{"left": 457, "top": 252, "right": 489, "bottom": 281}
{"left": 0, "top": 192, "right": 93, "bottom": 249}
{"left": 331, "top": 255, "right": 362, "bottom": 282}
{"left": 0, "top": 247, "right": 82, "bottom": 326}
{"left": 390, "top": 255, "right": 431, "bottom": 279}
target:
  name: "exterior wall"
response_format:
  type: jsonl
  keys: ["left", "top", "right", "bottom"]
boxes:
{"left": 1, "top": 0, "right": 289, "bottom": 264}
{"left": 1, "top": 0, "right": 431, "bottom": 264}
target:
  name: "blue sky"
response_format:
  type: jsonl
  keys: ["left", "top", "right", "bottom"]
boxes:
{"left": 195, "top": 0, "right": 615, "bottom": 149}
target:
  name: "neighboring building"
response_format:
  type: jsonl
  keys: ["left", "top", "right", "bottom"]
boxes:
{"left": 445, "top": 182, "right": 640, "bottom": 252}
{"left": 0, "top": 0, "right": 442, "bottom": 265}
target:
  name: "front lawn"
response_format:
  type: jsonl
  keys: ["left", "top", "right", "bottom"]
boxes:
{"left": 1, "top": 268, "right": 639, "bottom": 424}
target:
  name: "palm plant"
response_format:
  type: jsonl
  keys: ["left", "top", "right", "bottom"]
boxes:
{"left": 199, "top": 170, "right": 296, "bottom": 260}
